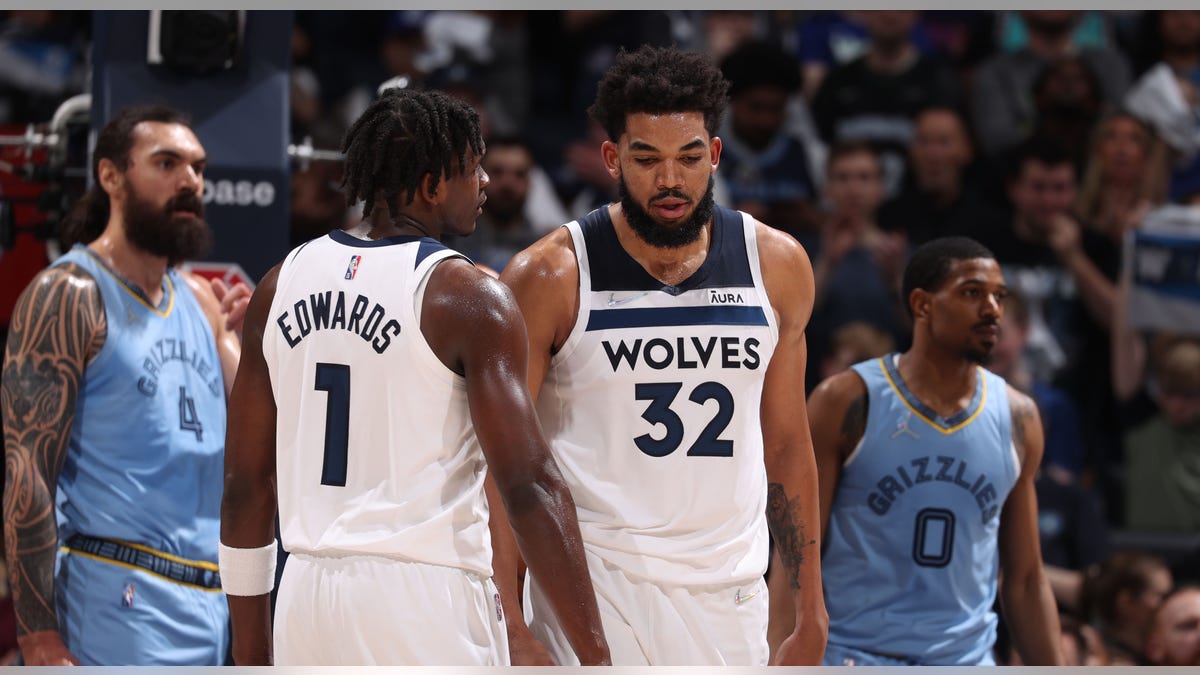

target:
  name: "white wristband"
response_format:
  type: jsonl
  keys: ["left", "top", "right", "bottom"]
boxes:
{"left": 219, "top": 540, "right": 278, "bottom": 597}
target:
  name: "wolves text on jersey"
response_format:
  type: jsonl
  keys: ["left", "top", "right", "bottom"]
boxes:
{"left": 602, "top": 336, "right": 762, "bottom": 372}
{"left": 276, "top": 290, "right": 401, "bottom": 354}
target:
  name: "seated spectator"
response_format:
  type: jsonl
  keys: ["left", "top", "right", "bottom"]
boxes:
{"left": 972, "top": 140, "right": 1118, "bottom": 381}
{"left": 1075, "top": 112, "right": 1169, "bottom": 246}
{"left": 429, "top": 62, "right": 571, "bottom": 234}
{"left": 1082, "top": 550, "right": 1174, "bottom": 665}
{"left": 817, "top": 321, "right": 895, "bottom": 383}
{"left": 793, "top": 11, "right": 938, "bottom": 102}
{"left": 1007, "top": 613, "right": 1109, "bottom": 665}
{"left": 1124, "top": 12, "right": 1200, "bottom": 202}
{"left": 811, "top": 10, "right": 960, "bottom": 197}
{"left": 806, "top": 141, "right": 908, "bottom": 391}
{"left": 1144, "top": 586, "right": 1200, "bottom": 666}
{"left": 1028, "top": 55, "right": 1105, "bottom": 168}
{"left": 970, "top": 139, "right": 1124, "bottom": 497}
{"left": 1122, "top": 336, "right": 1200, "bottom": 532}
{"left": 878, "top": 106, "right": 1006, "bottom": 246}
{"left": 972, "top": 11, "right": 1132, "bottom": 157}
{"left": 443, "top": 135, "right": 544, "bottom": 273}
{"left": 718, "top": 40, "right": 822, "bottom": 238}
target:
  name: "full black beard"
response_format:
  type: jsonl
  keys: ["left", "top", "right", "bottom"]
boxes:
{"left": 123, "top": 186, "right": 213, "bottom": 266}
{"left": 619, "top": 174, "right": 715, "bottom": 249}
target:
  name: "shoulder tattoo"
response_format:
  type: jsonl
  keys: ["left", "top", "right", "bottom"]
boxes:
{"left": 1010, "top": 393, "right": 1034, "bottom": 456}
{"left": 838, "top": 393, "right": 868, "bottom": 462}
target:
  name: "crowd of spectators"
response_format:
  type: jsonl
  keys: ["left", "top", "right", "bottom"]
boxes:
{"left": 1, "top": 9, "right": 1198, "bottom": 666}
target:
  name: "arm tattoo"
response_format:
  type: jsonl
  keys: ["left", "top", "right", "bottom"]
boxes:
{"left": 838, "top": 394, "right": 868, "bottom": 462}
{"left": 767, "top": 482, "right": 817, "bottom": 590}
{"left": 1010, "top": 395, "right": 1030, "bottom": 458}
{"left": 2, "top": 264, "right": 104, "bottom": 636}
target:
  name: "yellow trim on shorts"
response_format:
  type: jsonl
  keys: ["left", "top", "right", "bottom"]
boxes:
{"left": 60, "top": 545, "right": 223, "bottom": 593}
{"left": 116, "top": 539, "right": 220, "bottom": 570}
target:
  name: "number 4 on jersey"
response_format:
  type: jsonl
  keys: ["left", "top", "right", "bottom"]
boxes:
{"left": 178, "top": 386, "right": 204, "bottom": 441}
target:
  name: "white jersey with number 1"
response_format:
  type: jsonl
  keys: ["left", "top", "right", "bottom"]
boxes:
{"left": 263, "top": 230, "right": 491, "bottom": 577}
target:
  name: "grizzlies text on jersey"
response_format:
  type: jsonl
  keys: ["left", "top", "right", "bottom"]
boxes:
{"left": 822, "top": 354, "right": 1020, "bottom": 665}
{"left": 52, "top": 245, "right": 229, "bottom": 665}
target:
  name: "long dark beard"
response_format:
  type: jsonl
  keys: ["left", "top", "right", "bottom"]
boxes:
{"left": 123, "top": 185, "right": 213, "bottom": 266}
{"left": 619, "top": 174, "right": 715, "bottom": 249}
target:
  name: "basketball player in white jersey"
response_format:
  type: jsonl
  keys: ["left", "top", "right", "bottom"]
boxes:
{"left": 495, "top": 45, "right": 828, "bottom": 665}
{"left": 218, "top": 88, "right": 609, "bottom": 666}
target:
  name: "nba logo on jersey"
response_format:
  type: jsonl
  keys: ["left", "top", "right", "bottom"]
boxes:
{"left": 122, "top": 582, "right": 135, "bottom": 607}
{"left": 345, "top": 255, "right": 362, "bottom": 280}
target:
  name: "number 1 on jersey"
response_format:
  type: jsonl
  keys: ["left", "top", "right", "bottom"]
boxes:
{"left": 315, "top": 362, "right": 350, "bottom": 486}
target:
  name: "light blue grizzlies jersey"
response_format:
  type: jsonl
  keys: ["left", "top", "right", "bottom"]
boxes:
{"left": 822, "top": 354, "right": 1019, "bottom": 665}
{"left": 533, "top": 205, "right": 778, "bottom": 586}
{"left": 54, "top": 246, "right": 225, "bottom": 562}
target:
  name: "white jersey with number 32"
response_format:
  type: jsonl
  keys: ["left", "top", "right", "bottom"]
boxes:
{"left": 536, "top": 206, "right": 779, "bottom": 587}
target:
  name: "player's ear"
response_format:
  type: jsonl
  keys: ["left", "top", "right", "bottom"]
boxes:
{"left": 910, "top": 288, "right": 930, "bottom": 321}
{"left": 419, "top": 172, "right": 443, "bottom": 206}
{"left": 602, "top": 140, "right": 621, "bottom": 181}
{"left": 709, "top": 136, "right": 721, "bottom": 172}
{"left": 97, "top": 158, "right": 124, "bottom": 197}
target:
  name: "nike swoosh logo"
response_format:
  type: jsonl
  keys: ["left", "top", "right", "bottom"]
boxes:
{"left": 734, "top": 588, "right": 759, "bottom": 605}
{"left": 607, "top": 291, "right": 650, "bottom": 307}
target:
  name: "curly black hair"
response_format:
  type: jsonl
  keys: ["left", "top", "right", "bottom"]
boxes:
{"left": 901, "top": 236, "right": 996, "bottom": 318}
{"left": 340, "top": 87, "right": 483, "bottom": 221}
{"left": 588, "top": 45, "right": 729, "bottom": 142}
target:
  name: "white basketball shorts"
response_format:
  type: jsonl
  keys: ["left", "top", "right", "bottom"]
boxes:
{"left": 274, "top": 553, "right": 509, "bottom": 665}
{"left": 523, "top": 549, "right": 768, "bottom": 665}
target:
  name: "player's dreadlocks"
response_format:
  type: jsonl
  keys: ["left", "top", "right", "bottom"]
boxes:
{"left": 340, "top": 87, "right": 483, "bottom": 221}
{"left": 588, "top": 45, "right": 729, "bottom": 142}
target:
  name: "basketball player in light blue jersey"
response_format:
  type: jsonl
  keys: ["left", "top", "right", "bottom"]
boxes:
{"left": 805, "top": 236, "right": 1062, "bottom": 665}
{"left": 2, "top": 106, "right": 248, "bottom": 665}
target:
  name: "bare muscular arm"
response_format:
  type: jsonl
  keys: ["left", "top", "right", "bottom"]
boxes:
{"left": 756, "top": 224, "right": 828, "bottom": 665}
{"left": 426, "top": 256, "right": 607, "bottom": 665}
{"left": 2, "top": 264, "right": 105, "bottom": 665}
{"left": 1000, "top": 387, "right": 1062, "bottom": 665}
{"left": 220, "top": 265, "right": 280, "bottom": 665}
{"left": 766, "top": 338, "right": 867, "bottom": 660}
{"left": 487, "top": 230, "right": 580, "bottom": 663}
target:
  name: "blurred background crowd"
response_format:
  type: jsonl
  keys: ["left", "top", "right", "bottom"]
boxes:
{"left": 0, "top": 8, "right": 1198, "bottom": 666}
